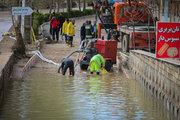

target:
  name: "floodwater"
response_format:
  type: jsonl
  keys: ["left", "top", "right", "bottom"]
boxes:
{"left": 0, "top": 68, "right": 176, "bottom": 120}
{"left": 0, "top": 11, "right": 12, "bottom": 41}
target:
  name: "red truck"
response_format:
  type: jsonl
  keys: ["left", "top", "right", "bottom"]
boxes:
{"left": 96, "top": 0, "right": 156, "bottom": 52}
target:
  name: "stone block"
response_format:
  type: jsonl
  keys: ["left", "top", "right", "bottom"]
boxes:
{"left": 176, "top": 79, "right": 180, "bottom": 86}
{"left": 174, "top": 72, "right": 179, "bottom": 79}
{"left": 178, "top": 67, "right": 180, "bottom": 74}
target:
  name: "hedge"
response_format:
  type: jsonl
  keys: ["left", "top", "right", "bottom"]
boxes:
{"left": 33, "top": 9, "right": 95, "bottom": 35}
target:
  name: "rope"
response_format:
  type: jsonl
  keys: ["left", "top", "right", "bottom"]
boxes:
{"left": 28, "top": 50, "right": 60, "bottom": 66}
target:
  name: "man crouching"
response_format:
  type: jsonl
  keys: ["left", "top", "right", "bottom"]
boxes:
{"left": 58, "top": 58, "right": 75, "bottom": 76}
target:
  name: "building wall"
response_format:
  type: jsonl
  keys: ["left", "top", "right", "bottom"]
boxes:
{"left": 128, "top": 50, "right": 180, "bottom": 119}
{"left": 150, "top": 0, "right": 180, "bottom": 22}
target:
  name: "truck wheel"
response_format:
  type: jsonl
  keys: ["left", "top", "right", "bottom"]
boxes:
{"left": 105, "top": 61, "right": 112, "bottom": 72}
{"left": 122, "top": 35, "right": 129, "bottom": 52}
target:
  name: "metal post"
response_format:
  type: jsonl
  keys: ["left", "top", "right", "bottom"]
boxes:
{"left": 24, "top": 0, "right": 32, "bottom": 44}
{"left": 164, "top": 0, "right": 169, "bottom": 22}
{"left": 160, "top": 0, "right": 163, "bottom": 21}
{"left": 21, "top": 0, "right": 25, "bottom": 38}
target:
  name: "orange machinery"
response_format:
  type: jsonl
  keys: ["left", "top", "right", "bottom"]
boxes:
{"left": 96, "top": 0, "right": 156, "bottom": 52}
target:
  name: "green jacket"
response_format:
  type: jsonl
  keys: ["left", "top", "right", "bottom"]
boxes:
{"left": 90, "top": 54, "right": 105, "bottom": 67}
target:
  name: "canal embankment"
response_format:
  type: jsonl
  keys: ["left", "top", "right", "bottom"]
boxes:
{"left": 126, "top": 50, "right": 180, "bottom": 119}
{"left": 0, "top": 26, "right": 16, "bottom": 105}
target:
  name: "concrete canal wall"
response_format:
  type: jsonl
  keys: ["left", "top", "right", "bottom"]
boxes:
{"left": 128, "top": 50, "right": 180, "bottom": 119}
{"left": 0, "top": 52, "right": 16, "bottom": 105}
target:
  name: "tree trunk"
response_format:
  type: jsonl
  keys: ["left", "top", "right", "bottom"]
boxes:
{"left": 70, "top": 0, "right": 72, "bottom": 11}
{"left": 57, "top": 0, "right": 60, "bottom": 12}
{"left": 83, "top": 0, "right": 86, "bottom": 11}
{"left": 49, "top": 0, "right": 53, "bottom": 13}
{"left": 67, "top": 0, "right": 71, "bottom": 17}
{"left": 54, "top": 2, "right": 56, "bottom": 12}
{"left": 78, "top": 0, "right": 81, "bottom": 11}
{"left": 15, "top": 27, "right": 26, "bottom": 55}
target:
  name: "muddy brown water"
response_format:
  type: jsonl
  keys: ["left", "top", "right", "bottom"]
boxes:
{"left": 0, "top": 67, "right": 175, "bottom": 120}
{"left": 0, "top": 13, "right": 176, "bottom": 120}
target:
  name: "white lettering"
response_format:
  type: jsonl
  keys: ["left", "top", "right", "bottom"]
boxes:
{"left": 158, "top": 35, "right": 179, "bottom": 43}
{"left": 158, "top": 26, "right": 180, "bottom": 33}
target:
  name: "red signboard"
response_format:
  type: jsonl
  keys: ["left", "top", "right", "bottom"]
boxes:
{"left": 156, "top": 22, "right": 180, "bottom": 58}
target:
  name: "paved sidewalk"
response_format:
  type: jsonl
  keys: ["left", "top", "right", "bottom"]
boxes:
{"left": 0, "top": 35, "right": 15, "bottom": 73}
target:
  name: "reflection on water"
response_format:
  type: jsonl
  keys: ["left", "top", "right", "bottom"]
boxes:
{"left": 0, "top": 69, "right": 175, "bottom": 120}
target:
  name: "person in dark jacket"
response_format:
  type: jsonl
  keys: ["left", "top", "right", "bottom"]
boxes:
{"left": 92, "top": 21, "right": 98, "bottom": 38}
{"left": 85, "top": 20, "right": 93, "bottom": 40}
{"left": 80, "top": 23, "right": 86, "bottom": 44}
{"left": 58, "top": 58, "right": 75, "bottom": 76}
{"left": 58, "top": 14, "right": 65, "bottom": 35}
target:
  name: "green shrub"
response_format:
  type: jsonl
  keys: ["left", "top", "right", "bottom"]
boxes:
{"left": 32, "top": 13, "right": 44, "bottom": 35}
{"left": 85, "top": 9, "right": 95, "bottom": 15}
{"left": 61, "top": 12, "right": 68, "bottom": 18}
{"left": 43, "top": 13, "right": 51, "bottom": 22}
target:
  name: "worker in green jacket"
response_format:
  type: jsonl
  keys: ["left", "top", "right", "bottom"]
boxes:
{"left": 90, "top": 54, "right": 105, "bottom": 75}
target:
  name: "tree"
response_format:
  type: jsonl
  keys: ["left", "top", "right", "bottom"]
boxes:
{"left": 67, "top": 0, "right": 71, "bottom": 17}
{"left": 78, "top": 0, "right": 81, "bottom": 11}
{"left": 11, "top": 0, "right": 25, "bottom": 55}
{"left": 49, "top": 0, "right": 54, "bottom": 13}
{"left": 57, "top": 0, "right": 60, "bottom": 12}
{"left": 14, "top": 27, "right": 26, "bottom": 55}
{"left": 32, "top": 0, "right": 51, "bottom": 10}
{"left": 83, "top": 0, "right": 86, "bottom": 11}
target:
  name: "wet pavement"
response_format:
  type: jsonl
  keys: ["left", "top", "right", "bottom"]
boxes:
{"left": 0, "top": 11, "right": 12, "bottom": 41}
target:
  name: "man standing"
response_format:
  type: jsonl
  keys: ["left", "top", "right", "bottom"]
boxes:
{"left": 58, "top": 58, "right": 75, "bottom": 76}
{"left": 62, "top": 18, "right": 69, "bottom": 43}
{"left": 92, "top": 21, "right": 98, "bottom": 38}
{"left": 67, "top": 19, "right": 75, "bottom": 47}
{"left": 58, "top": 14, "right": 65, "bottom": 35}
{"left": 50, "top": 16, "right": 60, "bottom": 42}
{"left": 85, "top": 21, "right": 93, "bottom": 40}
{"left": 80, "top": 23, "right": 86, "bottom": 44}
{"left": 89, "top": 54, "right": 105, "bottom": 75}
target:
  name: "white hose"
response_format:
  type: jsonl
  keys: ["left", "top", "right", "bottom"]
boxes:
{"left": 28, "top": 50, "right": 60, "bottom": 66}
